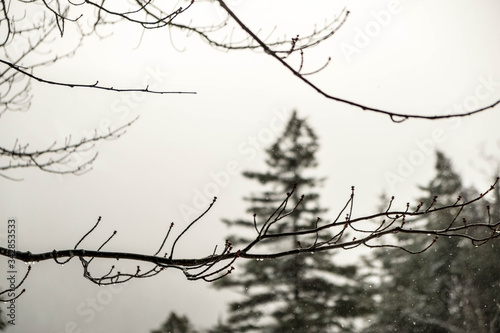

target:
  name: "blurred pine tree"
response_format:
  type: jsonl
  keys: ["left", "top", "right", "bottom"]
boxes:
{"left": 364, "top": 151, "right": 500, "bottom": 333}
{"left": 213, "top": 110, "right": 373, "bottom": 333}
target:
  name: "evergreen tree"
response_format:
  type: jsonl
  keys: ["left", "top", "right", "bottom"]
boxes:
{"left": 206, "top": 319, "right": 233, "bottom": 333}
{"left": 151, "top": 311, "right": 198, "bottom": 333}
{"left": 0, "top": 307, "right": 5, "bottom": 331}
{"left": 364, "top": 151, "right": 500, "bottom": 332}
{"left": 214, "top": 111, "right": 373, "bottom": 332}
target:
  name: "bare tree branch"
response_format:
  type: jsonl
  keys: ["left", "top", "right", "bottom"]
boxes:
{"left": 0, "top": 58, "right": 196, "bottom": 95}
{"left": 215, "top": 0, "right": 500, "bottom": 122}
{"left": 0, "top": 116, "right": 138, "bottom": 179}
{"left": 1, "top": 179, "right": 498, "bottom": 297}
{"left": 0, "top": 266, "right": 30, "bottom": 303}
{"left": 3, "top": 1, "right": 498, "bottom": 122}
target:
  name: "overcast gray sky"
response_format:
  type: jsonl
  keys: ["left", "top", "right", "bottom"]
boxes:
{"left": 1, "top": 0, "right": 500, "bottom": 332}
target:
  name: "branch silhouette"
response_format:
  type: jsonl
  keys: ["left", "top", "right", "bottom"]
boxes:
{"left": 216, "top": 0, "right": 500, "bottom": 122}
{"left": 0, "top": 59, "right": 196, "bottom": 95}
{"left": 5, "top": 1, "right": 497, "bottom": 121}
{"left": 0, "top": 117, "right": 139, "bottom": 180}
{"left": 1, "top": 179, "right": 498, "bottom": 300}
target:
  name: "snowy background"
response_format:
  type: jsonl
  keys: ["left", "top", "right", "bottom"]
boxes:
{"left": 1, "top": 0, "right": 500, "bottom": 332}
